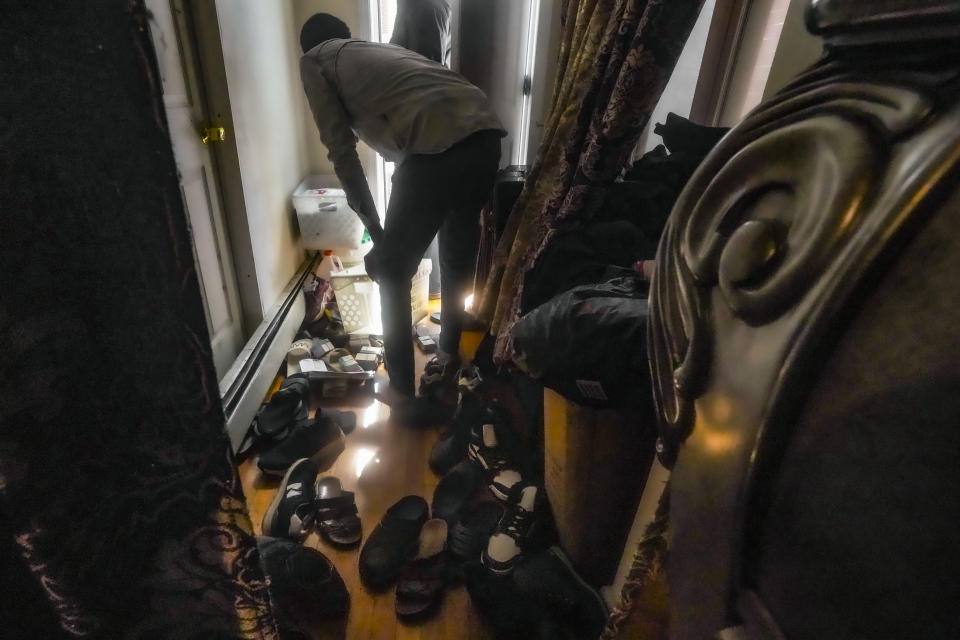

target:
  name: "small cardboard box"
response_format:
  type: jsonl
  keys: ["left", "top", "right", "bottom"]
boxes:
{"left": 543, "top": 388, "right": 656, "bottom": 585}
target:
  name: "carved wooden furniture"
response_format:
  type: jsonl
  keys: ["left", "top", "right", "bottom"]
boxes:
{"left": 648, "top": 1, "right": 960, "bottom": 637}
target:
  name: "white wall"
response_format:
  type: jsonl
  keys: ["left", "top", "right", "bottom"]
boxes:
{"left": 526, "top": 0, "right": 564, "bottom": 166}
{"left": 216, "top": 0, "right": 309, "bottom": 313}
{"left": 291, "top": 0, "right": 380, "bottom": 184}
{"left": 635, "top": 0, "right": 717, "bottom": 155}
{"left": 763, "top": 0, "right": 822, "bottom": 99}
{"left": 717, "top": 0, "right": 794, "bottom": 126}
{"left": 459, "top": 0, "right": 535, "bottom": 166}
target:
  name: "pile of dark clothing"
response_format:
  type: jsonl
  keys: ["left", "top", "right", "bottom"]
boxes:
{"left": 512, "top": 113, "right": 727, "bottom": 409}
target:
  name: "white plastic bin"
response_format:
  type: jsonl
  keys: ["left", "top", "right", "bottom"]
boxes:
{"left": 330, "top": 259, "right": 433, "bottom": 334}
{"left": 293, "top": 175, "right": 365, "bottom": 250}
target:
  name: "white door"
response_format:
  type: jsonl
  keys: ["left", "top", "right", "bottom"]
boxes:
{"left": 146, "top": 0, "right": 245, "bottom": 381}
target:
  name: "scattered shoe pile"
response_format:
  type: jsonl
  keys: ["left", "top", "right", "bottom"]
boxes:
{"left": 250, "top": 331, "right": 606, "bottom": 637}
{"left": 358, "top": 495, "right": 452, "bottom": 619}
{"left": 262, "top": 458, "right": 362, "bottom": 547}
{"left": 258, "top": 459, "right": 360, "bottom": 632}
{"left": 420, "top": 360, "right": 608, "bottom": 638}
{"left": 250, "top": 374, "right": 356, "bottom": 477}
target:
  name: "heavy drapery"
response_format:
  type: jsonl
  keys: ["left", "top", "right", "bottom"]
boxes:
{"left": 477, "top": 0, "right": 705, "bottom": 363}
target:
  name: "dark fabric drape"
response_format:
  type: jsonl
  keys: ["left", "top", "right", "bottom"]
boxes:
{"left": 477, "top": 0, "right": 706, "bottom": 363}
{"left": 0, "top": 3, "right": 276, "bottom": 638}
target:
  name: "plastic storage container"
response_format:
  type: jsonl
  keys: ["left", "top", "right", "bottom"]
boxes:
{"left": 330, "top": 259, "right": 432, "bottom": 334}
{"left": 293, "top": 175, "right": 365, "bottom": 250}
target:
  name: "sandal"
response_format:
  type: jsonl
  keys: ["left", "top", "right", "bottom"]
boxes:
{"left": 315, "top": 476, "right": 362, "bottom": 546}
{"left": 395, "top": 518, "right": 448, "bottom": 617}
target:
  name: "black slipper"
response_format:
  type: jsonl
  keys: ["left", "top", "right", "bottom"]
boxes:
{"left": 315, "top": 476, "right": 362, "bottom": 546}
{"left": 253, "top": 376, "right": 310, "bottom": 441}
{"left": 321, "top": 408, "right": 357, "bottom": 435}
{"left": 431, "top": 459, "right": 483, "bottom": 525}
{"left": 359, "top": 495, "right": 430, "bottom": 590}
{"left": 395, "top": 518, "right": 448, "bottom": 617}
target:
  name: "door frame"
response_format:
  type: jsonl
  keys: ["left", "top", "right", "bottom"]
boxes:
{"left": 184, "top": 0, "right": 263, "bottom": 333}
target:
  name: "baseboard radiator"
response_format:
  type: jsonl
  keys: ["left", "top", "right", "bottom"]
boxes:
{"left": 219, "top": 253, "right": 318, "bottom": 451}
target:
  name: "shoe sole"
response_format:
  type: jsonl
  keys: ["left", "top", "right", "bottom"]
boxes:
{"left": 261, "top": 460, "right": 314, "bottom": 539}
{"left": 481, "top": 548, "right": 518, "bottom": 575}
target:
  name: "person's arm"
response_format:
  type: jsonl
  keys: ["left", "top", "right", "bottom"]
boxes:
{"left": 299, "top": 54, "right": 383, "bottom": 242}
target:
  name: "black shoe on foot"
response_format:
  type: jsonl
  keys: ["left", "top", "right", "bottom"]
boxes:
{"left": 258, "top": 414, "right": 346, "bottom": 476}
{"left": 359, "top": 495, "right": 430, "bottom": 590}
{"left": 262, "top": 458, "right": 318, "bottom": 539}
{"left": 258, "top": 536, "right": 350, "bottom": 620}
{"left": 513, "top": 546, "right": 610, "bottom": 640}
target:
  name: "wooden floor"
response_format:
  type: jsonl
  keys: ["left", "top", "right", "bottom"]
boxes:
{"left": 238, "top": 314, "right": 496, "bottom": 639}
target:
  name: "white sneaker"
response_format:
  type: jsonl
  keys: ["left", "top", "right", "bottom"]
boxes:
{"left": 482, "top": 484, "right": 539, "bottom": 574}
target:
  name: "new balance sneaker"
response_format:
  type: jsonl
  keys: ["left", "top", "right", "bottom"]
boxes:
{"left": 258, "top": 414, "right": 346, "bottom": 476}
{"left": 262, "top": 458, "right": 318, "bottom": 539}
{"left": 513, "top": 546, "right": 610, "bottom": 639}
{"left": 482, "top": 484, "right": 541, "bottom": 575}
{"left": 467, "top": 407, "right": 524, "bottom": 501}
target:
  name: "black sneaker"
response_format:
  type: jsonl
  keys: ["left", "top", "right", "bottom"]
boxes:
{"left": 428, "top": 366, "right": 485, "bottom": 474}
{"left": 258, "top": 414, "right": 345, "bottom": 476}
{"left": 431, "top": 459, "right": 484, "bottom": 525}
{"left": 261, "top": 458, "right": 318, "bottom": 539}
{"left": 482, "top": 484, "right": 541, "bottom": 575}
{"left": 252, "top": 376, "right": 310, "bottom": 441}
{"left": 418, "top": 355, "right": 461, "bottom": 397}
{"left": 449, "top": 501, "right": 503, "bottom": 561}
{"left": 467, "top": 407, "right": 524, "bottom": 501}
{"left": 514, "top": 546, "right": 610, "bottom": 639}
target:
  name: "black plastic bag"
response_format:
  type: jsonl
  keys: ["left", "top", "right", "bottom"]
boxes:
{"left": 511, "top": 271, "right": 652, "bottom": 410}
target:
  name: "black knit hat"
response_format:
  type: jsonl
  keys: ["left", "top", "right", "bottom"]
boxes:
{"left": 300, "top": 13, "right": 351, "bottom": 53}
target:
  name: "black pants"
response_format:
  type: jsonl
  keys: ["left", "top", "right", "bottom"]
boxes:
{"left": 364, "top": 130, "right": 501, "bottom": 397}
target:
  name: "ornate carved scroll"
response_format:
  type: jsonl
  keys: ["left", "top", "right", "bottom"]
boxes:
{"left": 647, "top": 2, "right": 960, "bottom": 637}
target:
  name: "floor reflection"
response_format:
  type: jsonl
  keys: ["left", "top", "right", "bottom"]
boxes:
{"left": 352, "top": 446, "right": 379, "bottom": 478}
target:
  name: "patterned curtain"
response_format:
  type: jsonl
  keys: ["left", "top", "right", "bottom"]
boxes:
{"left": 0, "top": 3, "right": 277, "bottom": 638}
{"left": 476, "top": 0, "right": 705, "bottom": 363}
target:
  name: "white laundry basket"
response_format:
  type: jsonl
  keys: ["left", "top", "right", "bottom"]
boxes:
{"left": 330, "top": 259, "right": 433, "bottom": 334}
{"left": 293, "top": 175, "right": 366, "bottom": 250}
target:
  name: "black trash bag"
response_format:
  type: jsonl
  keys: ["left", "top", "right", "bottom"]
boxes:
{"left": 511, "top": 270, "right": 652, "bottom": 410}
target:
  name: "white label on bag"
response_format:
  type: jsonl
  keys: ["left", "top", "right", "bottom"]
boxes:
{"left": 299, "top": 359, "right": 328, "bottom": 373}
{"left": 576, "top": 379, "right": 608, "bottom": 401}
